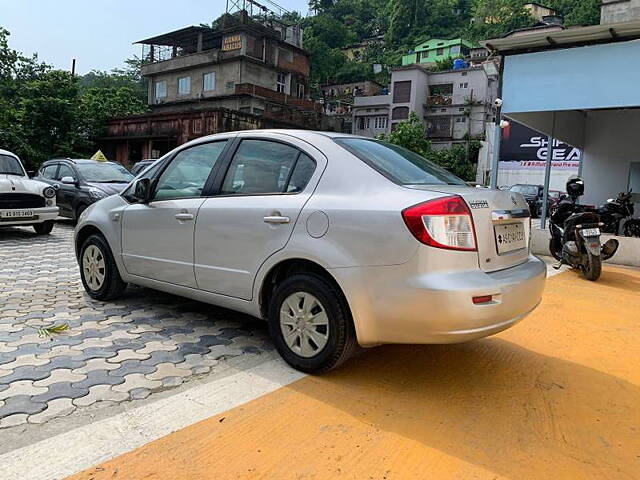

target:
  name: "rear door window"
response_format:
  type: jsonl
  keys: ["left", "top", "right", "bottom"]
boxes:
{"left": 220, "top": 140, "right": 304, "bottom": 195}
{"left": 287, "top": 153, "right": 316, "bottom": 193}
{"left": 334, "top": 138, "right": 465, "bottom": 186}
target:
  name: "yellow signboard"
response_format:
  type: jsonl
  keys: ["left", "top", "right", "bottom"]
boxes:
{"left": 91, "top": 150, "right": 108, "bottom": 162}
{"left": 222, "top": 34, "right": 242, "bottom": 52}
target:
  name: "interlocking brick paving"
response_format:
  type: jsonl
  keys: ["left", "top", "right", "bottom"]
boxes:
{"left": 0, "top": 221, "right": 272, "bottom": 428}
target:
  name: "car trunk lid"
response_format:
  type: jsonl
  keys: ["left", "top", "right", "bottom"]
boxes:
{"left": 407, "top": 185, "right": 531, "bottom": 272}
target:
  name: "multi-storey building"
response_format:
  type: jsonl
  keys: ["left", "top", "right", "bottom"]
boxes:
{"left": 401, "top": 38, "right": 477, "bottom": 66}
{"left": 523, "top": 2, "right": 559, "bottom": 21}
{"left": 601, "top": 0, "right": 640, "bottom": 23}
{"left": 320, "top": 80, "right": 385, "bottom": 133}
{"left": 352, "top": 64, "right": 498, "bottom": 150}
{"left": 99, "top": 12, "right": 321, "bottom": 164}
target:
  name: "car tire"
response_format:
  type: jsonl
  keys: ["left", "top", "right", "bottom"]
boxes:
{"left": 268, "top": 273, "right": 358, "bottom": 374}
{"left": 33, "top": 220, "right": 54, "bottom": 235}
{"left": 79, "top": 233, "right": 127, "bottom": 301}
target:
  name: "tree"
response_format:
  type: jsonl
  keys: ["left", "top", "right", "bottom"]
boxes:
{"left": 546, "top": 0, "right": 600, "bottom": 26}
{"left": 0, "top": 27, "right": 148, "bottom": 168}
{"left": 466, "top": 0, "right": 533, "bottom": 40}
{"left": 378, "top": 112, "right": 432, "bottom": 157}
{"left": 378, "top": 112, "right": 478, "bottom": 181}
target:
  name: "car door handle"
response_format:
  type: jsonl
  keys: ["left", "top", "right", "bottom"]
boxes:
{"left": 174, "top": 213, "right": 194, "bottom": 221}
{"left": 263, "top": 215, "right": 290, "bottom": 224}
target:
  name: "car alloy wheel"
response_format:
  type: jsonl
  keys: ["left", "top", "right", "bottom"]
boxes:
{"left": 82, "top": 244, "right": 106, "bottom": 291}
{"left": 279, "top": 292, "right": 329, "bottom": 358}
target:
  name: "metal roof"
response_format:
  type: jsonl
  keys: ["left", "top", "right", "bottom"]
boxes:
{"left": 484, "top": 19, "right": 640, "bottom": 54}
{"left": 136, "top": 26, "right": 216, "bottom": 47}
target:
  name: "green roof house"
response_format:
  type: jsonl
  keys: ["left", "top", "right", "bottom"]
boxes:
{"left": 401, "top": 38, "right": 477, "bottom": 66}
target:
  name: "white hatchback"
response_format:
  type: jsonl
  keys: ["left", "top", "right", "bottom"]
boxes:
{"left": 75, "top": 130, "right": 546, "bottom": 373}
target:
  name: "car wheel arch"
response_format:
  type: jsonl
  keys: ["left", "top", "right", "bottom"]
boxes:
{"left": 75, "top": 224, "right": 105, "bottom": 259}
{"left": 258, "top": 258, "right": 351, "bottom": 322}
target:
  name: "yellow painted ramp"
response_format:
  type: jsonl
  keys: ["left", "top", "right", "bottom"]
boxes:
{"left": 69, "top": 267, "right": 640, "bottom": 479}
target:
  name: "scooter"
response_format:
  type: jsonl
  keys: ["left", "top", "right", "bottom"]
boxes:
{"left": 549, "top": 209, "right": 618, "bottom": 281}
{"left": 548, "top": 177, "right": 619, "bottom": 281}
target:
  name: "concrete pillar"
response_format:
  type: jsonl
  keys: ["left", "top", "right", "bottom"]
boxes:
{"left": 489, "top": 123, "right": 502, "bottom": 189}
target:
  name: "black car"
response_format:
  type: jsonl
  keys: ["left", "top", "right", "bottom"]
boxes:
{"left": 130, "top": 159, "right": 156, "bottom": 176}
{"left": 35, "top": 159, "right": 134, "bottom": 219}
{"left": 509, "top": 184, "right": 543, "bottom": 217}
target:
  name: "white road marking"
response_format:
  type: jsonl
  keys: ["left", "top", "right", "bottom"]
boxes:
{"left": 0, "top": 357, "right": 305, "bottom": 480}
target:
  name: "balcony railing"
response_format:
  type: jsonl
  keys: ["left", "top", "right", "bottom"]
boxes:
{"left": 234, "top": 83, "right": 322, "bottom": 112}
{"left": 427, "top": 94, "right": 453, "bottom": 106}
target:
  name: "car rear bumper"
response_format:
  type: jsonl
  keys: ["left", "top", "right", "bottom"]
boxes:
{"left": 331, "top": 255, "right": 546, "bottom": 346}
{"left": 0, "top": 206, "right": 59, "bottom": 226}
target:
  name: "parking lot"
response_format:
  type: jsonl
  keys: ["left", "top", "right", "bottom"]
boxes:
{"left": 69, "top": 260, "right": 640, "bottom": 480}
{"left": 1, "top": 221, "right": 639, "bottom": 480}
{"left": 0, "top": 221, "right": 273, "bottom": 429}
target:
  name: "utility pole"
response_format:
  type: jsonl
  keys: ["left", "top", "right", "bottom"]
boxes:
{"left": 71, "top": 59, "right": 76, "bottom": 76}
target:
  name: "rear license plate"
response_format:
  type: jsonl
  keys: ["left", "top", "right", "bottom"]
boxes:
{"left": 581, "top": 228, "right": 600, "bottom": 236}
{"left": 494, "top": 223, "right": 526, "bottom": 254}
{"left": 1, "top": 210, "right": 34, "bottom": 218}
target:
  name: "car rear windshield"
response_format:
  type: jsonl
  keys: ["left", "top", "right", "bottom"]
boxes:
{"left": 334, "top": 138, "right": 466, "bottom": 186}
{"left": 77, "top": 162, "right": 134, "bottom": 183}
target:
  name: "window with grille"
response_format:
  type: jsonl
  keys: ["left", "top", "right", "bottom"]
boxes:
{"left": 393, "top": 81, "right": 411, "bottom": 103}
{"left": 392, "top": 107, "right": 409, "bottom": 120}
{"left": 203, "top": 73, "right": 216, "bottom": 92}
{"left": 178, "top": 76, "right": 191, "bottom": 95}
{"left": 154, "top": 80, "right": 167, "bottom": 99}
{"left": 277, "top": 73, "right": 287, "bottom": 94}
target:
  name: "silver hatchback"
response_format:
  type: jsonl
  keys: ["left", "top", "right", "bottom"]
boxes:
{"left": 75, "top": 130, "right": 546, "bottom": 373}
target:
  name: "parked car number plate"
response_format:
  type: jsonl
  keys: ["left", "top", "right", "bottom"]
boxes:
{"left": 494, "top": 222, "right": 526, "bottom": 254}
{"left": 580, "top": 228, "right": 600, "bottom": 236}
{"left": 1, "top": 210, "right": 34, "bottom": 218}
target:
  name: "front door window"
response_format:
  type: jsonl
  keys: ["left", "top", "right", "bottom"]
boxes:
{"left": 153, "top": 141, "right": 227, "bottom": 201}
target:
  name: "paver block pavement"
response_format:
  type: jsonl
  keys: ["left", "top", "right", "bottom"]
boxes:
{"left": 112, "top": 373, "right": 162, "bottom": 396}
{"left": 28, "top": 397, "right": 75, "bottom": 424}
{"left": 0, "top": 222, "right": 272, "bottom": 428}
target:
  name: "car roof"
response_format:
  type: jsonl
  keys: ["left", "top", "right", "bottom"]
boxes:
{"left": 44, "top": 159, "right": 118, "bottom": 165}
{"left": 0, "top": 148, "right": 19, "bottom": 158}
{"left": 190, "top": 129, "right": 371, "bottom": 144}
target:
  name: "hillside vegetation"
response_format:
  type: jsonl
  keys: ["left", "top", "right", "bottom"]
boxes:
{"left": 301, "top": 0, "right": 601, "bottom": 85}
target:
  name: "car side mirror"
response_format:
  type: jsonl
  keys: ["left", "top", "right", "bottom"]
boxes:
{"left": 133, "top": 178, "right": 151, "bottom": 203}
{"left": 61, "top": 176, "right": 77, "bottom": 185}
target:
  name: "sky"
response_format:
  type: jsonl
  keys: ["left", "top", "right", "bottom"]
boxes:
{"left": 0, "top": 0, "right": 308, "bottom": 74}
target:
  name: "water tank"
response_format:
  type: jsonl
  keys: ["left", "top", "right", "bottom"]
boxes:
{"left": 453, "top": 58, "right": 468, "bottom": 70}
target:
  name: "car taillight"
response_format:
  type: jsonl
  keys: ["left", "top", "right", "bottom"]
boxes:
{"left": 402, "top": 196, "right": 477, "bottom": 251}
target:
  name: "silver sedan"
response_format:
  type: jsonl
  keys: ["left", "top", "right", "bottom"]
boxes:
{"left": 74, "top": 130, "right": 546, "bottom": 373}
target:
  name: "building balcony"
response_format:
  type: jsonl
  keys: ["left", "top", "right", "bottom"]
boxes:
{"left": 426, "top": 95, "right": 453, "bottom": 106}
{"left": 141, "top": 48, "right": 242, "bottom": 76}
{"left": 234, "top": 83, "right": 321, "bottom": 112}
{"left": 353, "top": 94, "right": 391, "bottom": 108}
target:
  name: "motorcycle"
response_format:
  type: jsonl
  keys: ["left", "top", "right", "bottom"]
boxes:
{"left": 624, "top": 218, "right": 640, "bottom": 237}
{"left": 548, "top": 178, "right": 619, "bottom": 281}
{"left": 597, "top": 190, "right": 635, "bottom": 235}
